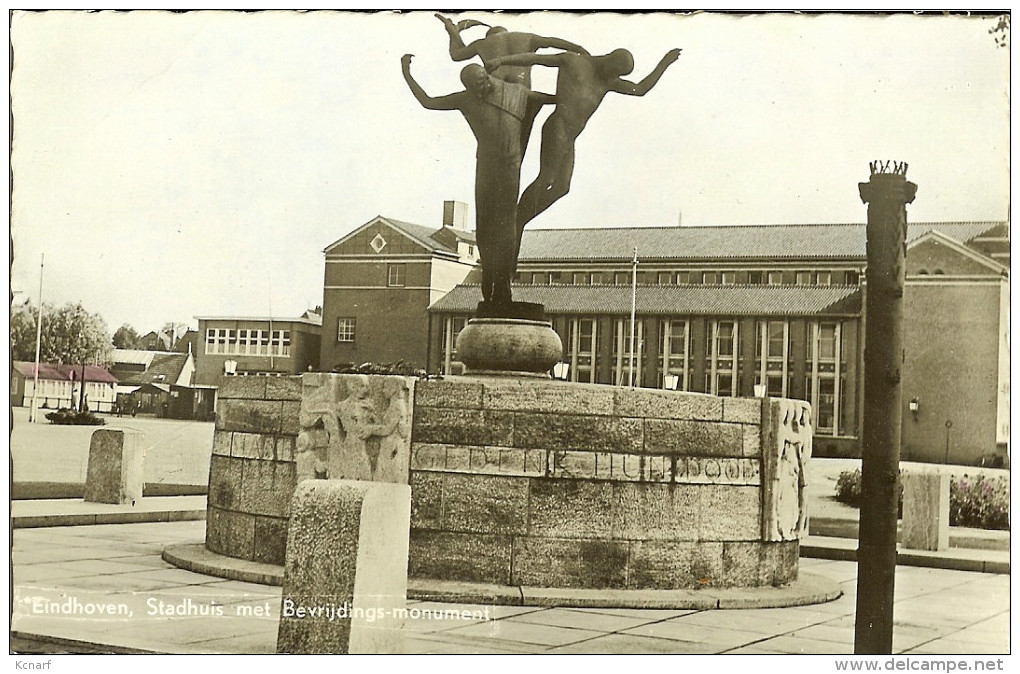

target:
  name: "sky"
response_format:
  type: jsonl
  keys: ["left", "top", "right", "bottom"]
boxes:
{"left": 9, "top": 10, "right": 1011, "bottom": 335}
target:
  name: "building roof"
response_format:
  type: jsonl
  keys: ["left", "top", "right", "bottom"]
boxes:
{"left": 323, "top": 216, "right": 457, "bottom": 256}
{"left": 516, "top": 221, "right": 1001, "bottom": 263}
{"left": 194, "top": 315, "right": 323, "bottom": 326}
{"left": 430, "top": 284, "right": 863, "bottom": 317}
{"left": 13, "top": 362, "right": 118, "bottom": 383}
{"left": 111, "top": 352, "right": 190, "bottom": 386}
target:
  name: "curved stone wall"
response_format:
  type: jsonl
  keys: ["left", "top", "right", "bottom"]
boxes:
{"left": 205, "top": 374, "right": 812, "bottom": 590}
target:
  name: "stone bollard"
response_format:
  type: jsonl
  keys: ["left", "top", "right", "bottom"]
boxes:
{"left": 276, "top": 480, "right": 411, "bottom": 654}
{"left": 901, "top": 472, "right": 950, "bottom": 551}
{"left": 83, "top": 429, "right": 144, "bottom": 505}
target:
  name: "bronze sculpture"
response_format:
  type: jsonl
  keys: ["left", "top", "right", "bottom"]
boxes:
{"left": 404, "top": 17, "right": 681, "bottom": 316}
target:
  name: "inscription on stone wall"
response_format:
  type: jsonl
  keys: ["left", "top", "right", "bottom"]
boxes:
{"left": 762, "top": 398, "right": 812, "bottom": 541}
{"left": 296, "top": 373, "right": 415, "bottom": 485}
{"left": 410, "top": 443, "right": 759, "bottom": 485}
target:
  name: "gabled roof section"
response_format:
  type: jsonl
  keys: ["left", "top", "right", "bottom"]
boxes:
{"left": 13, "top": 362, "right": 118, "bottom": 383}
{"left": 430, "top": 284, "right": 862, "bottom": 317}
{"left": 323, "top": 216, "right": 455, "bottom": 256}
{"left": 111, "top": 353, "right": 191, "bottom": 386}
{"left": 907, "top": 229, "right": 1009, "bottom": 275}
{"left": 517, "top": 221, "right": 1003, "bottom": 263}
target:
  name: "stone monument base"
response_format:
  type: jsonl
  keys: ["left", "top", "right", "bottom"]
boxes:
{"left": 163, "top": 543, "right": 842, "bottom": 609}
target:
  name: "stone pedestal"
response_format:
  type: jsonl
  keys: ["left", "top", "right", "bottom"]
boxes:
{"left": 83, "top": 429, "right": 144, "bottom": 505}
{"left": 455, "top": 318, "right": 563, "bottom": 375}
{"left": 276, "top": 480, "right": 411, "bottom": 654}
{"left": 901, "top": 472, "right": 950, "bottom": 551}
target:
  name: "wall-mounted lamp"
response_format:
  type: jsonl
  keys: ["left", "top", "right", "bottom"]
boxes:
{"left": 224, "top": 360, "right": 238, "bottom": 376}
{"left": 552, "top": 361, "right": 570, "bottom": 381}
{"left": 663, "top": 373, "right": 680, "bottom": 391}
{"left": 908, "top": 397, "right": 920, "bottom": 420}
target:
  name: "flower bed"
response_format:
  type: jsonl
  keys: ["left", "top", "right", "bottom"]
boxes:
{"left": 834, "top": 468, "right": 1009, "bottom": 530}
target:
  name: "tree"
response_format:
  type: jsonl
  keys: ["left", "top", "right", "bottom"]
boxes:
{"left": 10, "top": 302, "right": 113, "bottom": 365}
{"left": 113, "top": 324, "right": 143, "bottom": 349}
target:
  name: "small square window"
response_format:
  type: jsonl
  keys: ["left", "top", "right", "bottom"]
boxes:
{"left": 702, "top": 272, "right": 718, "bottom": 284}
{"left": 388, "top": 264, "right": 405, "bottom": 287}
{"left": 657, "top": 272, "right": 673, "bottom": 285}
{"left": 720, "top": 272, "right": 736, "bottom": 285}
{"left": 748, "top": 271, "right": 764, "bottom": 284}
{"left": 796, "top": 271, "right": 813, "bottom": 286}
{"left": 338, "top": 318, "right": 356, "bottom": 343}
{"left": 768, "top": 271, "right": 784, "bottom": 285}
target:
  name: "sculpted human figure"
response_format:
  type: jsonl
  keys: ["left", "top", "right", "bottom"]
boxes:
{"left": 402, "top": 53, "right": 555, "bottom": 306}
{"left": 435, "top": 13, "right": 588, "bottom": 88}
{"left": 336, "top": 374, "right": 381, "bottom": 480}
{"left": 486, "top": 48, "right": 682, "bottom": 240}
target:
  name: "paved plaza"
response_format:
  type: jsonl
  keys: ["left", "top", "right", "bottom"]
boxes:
{"left": 11, "top": 520, "right": 1009, "bottom": 655}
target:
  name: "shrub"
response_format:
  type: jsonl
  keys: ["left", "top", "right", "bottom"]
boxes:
{"left": 331, "top": 361, "right": 433, "bottom": 379}
{"left": 834, "top": 468, "right": 903, "bottom": 513}
{"left": 950, "top": 474, "right": 1009, "bottom": 530}
{"left": 834, "top": 468, "right": 1010, "bottom": 530}
{"left": 45, "top": 408, "right": 105, "bottom": 426}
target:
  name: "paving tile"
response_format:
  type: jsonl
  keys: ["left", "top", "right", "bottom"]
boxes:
{"left": 671, "top": 606, "right": 836, "bottom": 634}
{"left": 507, "top": 607, "right": 659, "bottom": 633}
{"left": 566, "top": 607, "right": 699, "bottom": 620}
{"left": 904, "top": 638, "right": 1008, "bottom": 655}
{"left": 752, "top": 634, "right": 854, "bottom": 654}
{"left": 186, "top": 630, "right": 278, "bottom": 655}
{"left": 114, "top": 568, "right": 229, "bottom": 586}
{"left": 14, "top": 563, "right": 113, "bottom": 583}
{"left": 54, "top": 574, "right": 185, "bottom": 593}
{"left": 622, "top": 619, "right": 767, "bottom": 647}
{"left": 443, "top": 619, "right": 602, "bottom": 647}
{"left": 404, "top": 636, "right": 526, "bottom": 655}
{"left": 412, "top": 631, "right": 549, "bottom": 654}
{"left": 35, "top": 558, "right": 169, "bottom": 577}
{"left": 547, "top": 633, "right": 720, "bottom": 654}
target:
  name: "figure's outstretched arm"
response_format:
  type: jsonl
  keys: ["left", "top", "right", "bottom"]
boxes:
{"left": 529, "top": 91, "right": 557, "bottom": 107}
{"left": 486, "top": 51, "right": 567, "bottom": 71}
{"left": 401, "top": 54, "right": 463, "bottom": 111}
{"left": 611, "top": 48, "right": 682, "bottom": 96}
{"left": 533, "top": 35, "right": 590, "bottom": 56}
{"left": 435, "top": 12, "right": 478, "bottom": 61}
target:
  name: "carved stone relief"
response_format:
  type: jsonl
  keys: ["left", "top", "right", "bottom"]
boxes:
{"left": 762, "top": 398, "right": 812, "bottom": 541}
{"left": 296, "top": 373, "right": 414, "bottom": 485}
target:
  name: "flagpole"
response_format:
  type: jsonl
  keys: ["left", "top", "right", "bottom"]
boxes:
{"left": 29, "top": 254, "right": 44, "bottom": 423}
{"left": 629, "top": 247, "right": 638, "bottom": 387}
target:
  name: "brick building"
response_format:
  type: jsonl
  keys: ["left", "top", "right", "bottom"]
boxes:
{"left": 319, "top": 201, "right": 479, "bottom": 372}
{"left": 321, "top": 212, "right": 1008, "bottom": 465}
{"left": 193, "top": 312, "right": 322, "bottom": 386}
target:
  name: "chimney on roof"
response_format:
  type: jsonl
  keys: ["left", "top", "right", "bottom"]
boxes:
{"left": 443, "top": 200, "right": 470, "bottom": 231}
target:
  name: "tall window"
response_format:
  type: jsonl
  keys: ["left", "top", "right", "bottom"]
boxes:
{"left": 612, "top": 318, "right": 643, "bottom": 386}
{"left": 659, "top": 320, "right": 689, "bottom": 390}
{"left": 271, "top": 330, "right": 291, "bottom": 357}
{"left": 756, "top": 320, "right": 790, "bottom": 397}
{"left": 338, "top": 318, "right": 356, "bottom": 343}
{"left": 567, "top": 317, "right": 598, "bottom": 383}
{"left": 807, "top": 321, "right": 843, "bottom": 435}
{"left": 387, "top": 264, "right": 405, "bottom": 287}
{"left": 706, "top": 320, "right": 738, "bottom": 396}
{"left": 441, "top": 316, "right": 469, "bottom": 374}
